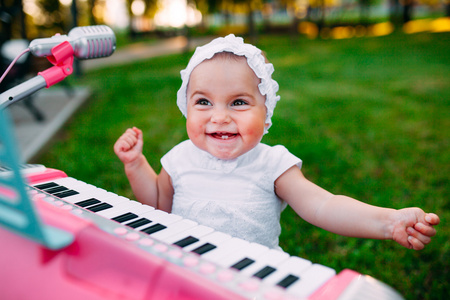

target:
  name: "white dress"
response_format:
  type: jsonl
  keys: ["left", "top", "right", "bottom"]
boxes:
{"left": 161, "top": 140, "right": 302, "bottom": 249}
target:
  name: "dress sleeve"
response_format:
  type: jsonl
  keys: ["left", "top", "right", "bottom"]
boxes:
{"left": 161, "top": 140, "right": 190, "bottom": 180}
{"left": 160, "top": 147, "right": 174, "bottom": 177}
{"left": 269, "top": 145, "right": 302, "bottom": 183}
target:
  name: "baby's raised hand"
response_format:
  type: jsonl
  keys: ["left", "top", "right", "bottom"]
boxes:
{"left": 114, "top": 127, "right": 143, "bottom": 165}
{"left": 391, "top": 208, "right": 440, "bottom": 250}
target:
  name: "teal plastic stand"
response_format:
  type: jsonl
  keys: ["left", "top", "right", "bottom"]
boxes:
{"left": 0, "top": 109, "right": 73, "bottom": 249}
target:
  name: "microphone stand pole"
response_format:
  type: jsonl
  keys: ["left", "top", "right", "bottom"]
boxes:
{"left": 0, "top": 41, "right": 75, "bottom": 109}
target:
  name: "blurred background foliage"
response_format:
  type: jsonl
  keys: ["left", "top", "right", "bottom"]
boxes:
{"left": 1, "top": 0, "right": 450, "bottom": 43}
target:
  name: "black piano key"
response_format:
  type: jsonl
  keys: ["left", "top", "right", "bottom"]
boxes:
{"left": 126, "top": 218, "right": 152, "bottom": 229}
{"left": 44, "top": 186, "right": 68, "bottom": 194}
{"left": 86, "top": 202, "right": 113, "bottom": 212}
{"left": 173, "top": 236, "right": 199, "bottom": 248}
{"left": 277, "top": 274, "right": 299, "bottom": 288}
{"left": 34, "top": 182, "right": 59, "bottom": 190}
{"left": 230, "top": 257, "right": 255, "bottom": 271}
{"left": 191, "top": 243, "right": 217, "bottom": 255}
{"left": 112, "top": 212, "right": 139, "bottom": 223}
{"left": 141, "top": 223, "right": 167, "bottom": 235}
{"left": 54, "top": 190, "right": 79, "bottom": 198}
{"left": 75, "top": 198, "right": 101, "bottom": 208}
{"left": 253, "top": 266, "right": 277, "bottom": 279}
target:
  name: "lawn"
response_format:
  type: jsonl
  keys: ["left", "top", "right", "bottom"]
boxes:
{"left": 39, "top": 32, "right": 449, "bottom": 299}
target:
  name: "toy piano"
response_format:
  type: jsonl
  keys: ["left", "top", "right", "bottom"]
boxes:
{"left": 0, "top": 109, "right": 404, "bottom": 300}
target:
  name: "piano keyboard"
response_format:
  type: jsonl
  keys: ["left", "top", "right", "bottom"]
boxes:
{"left": 27, "top": 175, "right": 404, "bottom": 300}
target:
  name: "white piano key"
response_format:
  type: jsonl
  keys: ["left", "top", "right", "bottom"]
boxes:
{"left": 130, "top": 210, "right": 184, "bottom": 235}
{"left": 202, "top": 237, "right": 249, "bottom": 263}
{"left": 37, "top": 177, "right": 79, "bottom": 186}
{"left": 67, "top": 186, "right": 113, "bottom": 197}
{"left": 124, "top": 210, "right": 162, "bottom": 230}
{"left": 86, "top": 196, "right": 130, "bottom": 215}
{"left": 151, "top": 219, "right": 198, "bottom": 240}
{"left": 183, "top": 231, "right": 232, "bottom": 253}
{"left": 66, "top": 182, "right": 98, "bottom": 191}
{"left": 165, "top": 225, "right": 214, "bottom": 244}
{"left": 262, "top": 256, "right": 312, "bottom": 286}
{"left": 131, "top": 204, "right": 155, "bottom": 214}
{"left": 55, "top": 177, "right": 83, "bottom": 185}
{"left": 66, "top": 190, "right": 118, "bottom": 204}
{"left": 124, "top": 216, "right": 153, "bottom": 229}
{"left": 39, "top": 178, "right": 99, "bottom": 193}
{"left": 97, "top": 199, "right": 144, "bottom": 218}
{"left": 285, "top": 264, "right": 336, "bottom": 298}
{"left": 241, "top": 248, "right": 290, "bottom": 277}
{"left": 32, "top": 180, "right": 70, "bottom": 192}
{"left": 108, "top": 203, "right": 155, "bottom": 222}
{"left": 139, "top": 209, "right": 183, "bottom": 226}
{"left": 216, "top": 242, "right": 269, "bottom": 269}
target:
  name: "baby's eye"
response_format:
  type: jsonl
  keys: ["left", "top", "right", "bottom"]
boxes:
{"left": 196, "top": 99, "right": 211, "bottom": 106}
{"left": 232, "top": 99, "right": 248, "bottom": 106}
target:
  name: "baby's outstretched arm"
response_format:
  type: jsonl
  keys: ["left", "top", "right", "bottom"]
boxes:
{"left": 114, "top": 127, "right": 173, "bottom": 211}
{"left": 275, "top": 166, "right": 440, "bottom": 250}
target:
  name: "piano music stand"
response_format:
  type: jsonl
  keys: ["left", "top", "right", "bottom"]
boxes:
{"left": 0, "top": 108, "right": 73, "bottom": 249}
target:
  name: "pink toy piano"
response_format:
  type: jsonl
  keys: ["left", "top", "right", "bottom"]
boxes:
{"left": 0, "top": 109, "right": 404, "bottom": 300}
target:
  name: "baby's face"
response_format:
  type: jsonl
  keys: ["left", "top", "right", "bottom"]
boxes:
{"left": 186, "top": 56, "right": 267, "bottom": 160}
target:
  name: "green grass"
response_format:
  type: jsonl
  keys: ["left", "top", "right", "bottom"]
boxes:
{"left": 39, "top": 32, "right": 449, "bottom": 299}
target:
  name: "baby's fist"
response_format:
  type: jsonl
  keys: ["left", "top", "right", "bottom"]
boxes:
{"left": 393, "top": 209, "right": 440, "bottom": 250}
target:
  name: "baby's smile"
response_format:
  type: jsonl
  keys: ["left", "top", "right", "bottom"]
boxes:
{"left": 208, "top": 132, "right": 238, "bottom": 140}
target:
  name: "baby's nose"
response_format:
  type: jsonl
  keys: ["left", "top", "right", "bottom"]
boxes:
{"left": 211, "top": 108, "right": 231, "bottom": 124}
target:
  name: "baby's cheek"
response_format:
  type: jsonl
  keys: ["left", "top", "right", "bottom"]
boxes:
{"left": 242, "top": 128, "right": 265, "bottom": 147}
{"left": 186, "top": 121, "right": 203, "bottom": 139}
{"left": 186, "top": 118, "right": 194, "bottom": 132}
{"left": 245, "top": 119, "right": 266, "bottom": 137}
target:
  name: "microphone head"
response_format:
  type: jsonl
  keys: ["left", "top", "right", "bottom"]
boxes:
{"left": 68, "top": 25, "right": 116, "bottom": 59}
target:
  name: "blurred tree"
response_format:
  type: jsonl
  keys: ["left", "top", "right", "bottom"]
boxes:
{"left": 126, "top": 0, "right": 158, "bottom": 38}
{"left": 308, "top": 0, "right": 326, "bottom": 28}
{"left": 126, "top": 0, "right": 136, "bottom": 38}
{"left": 204, "top": 0, "right": 232, "bottom": 28}
{"left": 359, "top": 0, "right": 370, "bottom": 25}
{"left": 389, "top": 0, "right": 414, "bottom": 27}
{"left": 0, "top": 0, "right": 27, "bottom": 41}
{"left": 191, "top": 0, "right": 209, "bottom": 29}
{"left": 260, "top": 1, "right": 273, "bottom": 31}
{"left": 402, "top": 0, "right": 413, "bottom": 23}
{"left": 235, "top": 0, "right": 258, "bottom": 39}
{"left": 37, "top": 0, "right": 65, "bottom": 31}
{"left": 279, "top": 0, "right": 301, "bottom": 34}
{"left": 87, "top": 0, "right": 96, "bottom": 25}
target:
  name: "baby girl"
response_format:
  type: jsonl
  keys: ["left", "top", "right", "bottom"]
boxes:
{"left": 114, "top": 34, "right": 439, "bottom": 251}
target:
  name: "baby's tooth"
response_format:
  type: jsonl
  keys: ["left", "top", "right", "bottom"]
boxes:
{"left": 221, "top": 135, "right": 228, "bottom": 140}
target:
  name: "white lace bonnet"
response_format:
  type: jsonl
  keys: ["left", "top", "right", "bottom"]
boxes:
{"left": 176, "top": 34, "right": 280, "bottom": 134}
